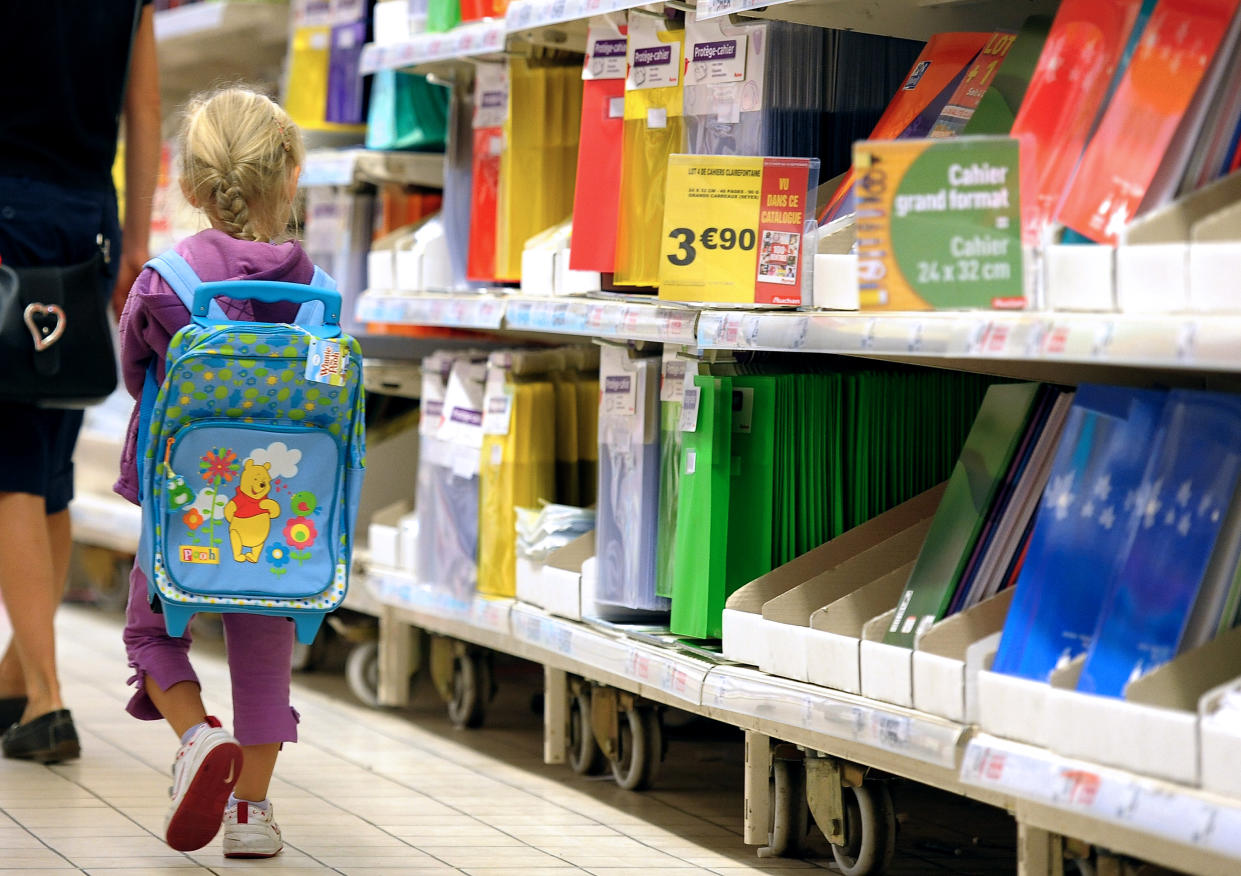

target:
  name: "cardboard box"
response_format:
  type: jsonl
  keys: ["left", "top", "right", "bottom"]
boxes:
{"left": 555, "top": 248, "right": 602, "bottom": 296}
{"left": 723, "top": 484, "right": 944, "bottom": 666}
{"left": 540, "top": 532, "right": 594, "bottom": 621}
{"left": 859, "top": 609, "right": 913, "bottom": 707}
{"left": 977, "top": 658, "right": 1081, "bottom": 750}
{"left": 912, "top": 588, "right": 1014, "bottom": 723}
{"left": 1045, "top": 624, "right": 1241, "bottom": 786}
{"left": 760, "top": 517, "right": 932, "bottom": 682}
{"left": 805, "top": 562, "right": 914, "bottom": 694}
{"left": 1189, "top": 241, "right": 1241, "bottom": 312}
{"left": 1199, "top": 677, "right": 1241, "bottom": 798}
{"left": 813, "top": 254, "right": 860, "bottom": 310}
{"left": 1045, "top": 244, "right": 1115, "bottom": 312}
{"left": 1115, "top": 243, "right": 1188, "bottom": 313}
{"left": 368, "top": 500, "right": 411, "bottom": 568}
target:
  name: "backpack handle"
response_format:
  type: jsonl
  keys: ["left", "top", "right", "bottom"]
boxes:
{"left": 192, "top": 281, "right": 343, "bottom": 327}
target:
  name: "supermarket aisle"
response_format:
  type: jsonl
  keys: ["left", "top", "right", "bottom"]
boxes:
{"left": 0, "top": 602, "right": 1012, "bottom": 874}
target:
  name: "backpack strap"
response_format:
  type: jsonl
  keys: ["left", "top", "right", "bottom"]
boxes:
{"left": 294, "top": 265, "right": 336, "bottom": 324}
{"left": 145, "top": 251, "right": 229, "bottom": 320}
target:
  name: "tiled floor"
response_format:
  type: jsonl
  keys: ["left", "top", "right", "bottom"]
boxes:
{"left": 0, "top": 600, "right": 1016, "bottom": 874}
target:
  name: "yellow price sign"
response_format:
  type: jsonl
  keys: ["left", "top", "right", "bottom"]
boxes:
{"left": 659, "top": 154, "right": 816, "bottom": 306}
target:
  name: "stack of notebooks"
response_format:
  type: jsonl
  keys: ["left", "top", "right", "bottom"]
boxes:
{"left": 994, "top": 385, "right": 1241, "bottom": 698}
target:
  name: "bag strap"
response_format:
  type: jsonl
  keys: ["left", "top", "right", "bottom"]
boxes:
{"left": 145, "top": 251, "right": 229, "bottom": 319}
{"left": 293, "top": 266, "right": 337, "bottom": 324}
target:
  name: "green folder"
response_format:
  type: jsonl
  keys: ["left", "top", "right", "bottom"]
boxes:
{"left": 726, "top": 377, "right": 776, "bottom": 596}
{"left": 884, "top": 381, "right": 1042, "bottom": 647}
{"left": 670, "top": 375, "right": 733, "bottom": 639}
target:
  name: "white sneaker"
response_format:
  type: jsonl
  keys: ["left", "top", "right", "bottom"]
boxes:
{"left": 164, "top": 716, "right": 243, "bottom": 852}
{"left": 222, "top": 799, "right": 283, "bottom": 859}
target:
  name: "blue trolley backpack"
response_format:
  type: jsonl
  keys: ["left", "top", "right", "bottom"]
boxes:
{"left": 136, "top": 251, "right": 366, "bottom": 644}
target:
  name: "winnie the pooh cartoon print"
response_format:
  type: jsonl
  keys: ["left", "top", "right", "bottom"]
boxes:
{"left": 225, "top": 459, "right": 281, "bottom": 562}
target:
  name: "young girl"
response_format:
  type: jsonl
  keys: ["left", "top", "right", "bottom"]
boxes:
{"left": 115, "top": 87, "right": 319, "bottom": 858}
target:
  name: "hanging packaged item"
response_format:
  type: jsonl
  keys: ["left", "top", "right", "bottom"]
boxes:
{"left": 287, "top": 26, "right": 368, "bottom": 136}
{"left": 365, "top": 71, "right": 451, "bottom": 151}
{"left": 656, "top": 349, "right": 688, "bottom": 599}
{"left": 495, "top": 56, "right": 583, "bottom": 281}
{"left": 683, "top": 17, "right": 767, "bottom": 157}
{"left": 477, "top": 351, "right": 557, "bottom": 597}
{"left": 327, "top": 19, "right": 370, "bottom": 126}
{"left": 415, "top": 352, "right": 488, "bottom": 600}
{"left": 570, "top": 16, "right": 629, "bottom": 274}
{"left": 460, "top": 0, "right": 506, "bottom": 21}
{"left": 467, "top": 62, "right": 507, "bottom": 282}
{"left": 595, "top": 346, "right": 667, "bottom": 612}
{"left": 613, "top": 12, "right": 686, "bottom": 287}
{"left": 426, "top": 0, "right": 461, "bottom": 32}
{"left": 442, "top": 73, "right": 476, "bottom": 289}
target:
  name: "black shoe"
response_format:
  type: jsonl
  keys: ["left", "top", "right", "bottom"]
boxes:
{"left": 2, "top": 709, "right": 80, "bottom": 763}
{"left": 0, "top": 696, "right": 26, "bottom": 728}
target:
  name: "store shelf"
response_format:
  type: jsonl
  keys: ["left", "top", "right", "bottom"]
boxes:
{"left": 301, "top": 148, "right": 446, "bottom": 189}
{"left": 962, "top": 733, "right": 1241, "bottom": 876}
{"left": 364, "top": 564, "right": 1001, "bottom": 802}
{"left": 155, "top": 2, "right": 289, "bottom": 101}
{"left": 359, "top": 20, "right": 507, "bottom": 75}
{"left": 357, "top": 289, "right": 1241, "bottom": 375}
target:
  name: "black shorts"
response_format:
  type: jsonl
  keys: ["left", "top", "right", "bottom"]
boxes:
{"left": 0, "top": 176, "right": 121, "bottom": 513}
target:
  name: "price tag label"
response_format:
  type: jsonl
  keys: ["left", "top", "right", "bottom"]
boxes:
{"left": 853, "top": 137, "right": 1022, "bottom": 309}
{"left": 659, "top": 154, "right": 816, "bottom": 306}
{"left": 679, "top": 384, "right": 702, "bottom": 432}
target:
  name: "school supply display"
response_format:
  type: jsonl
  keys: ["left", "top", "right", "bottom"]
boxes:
{"left": 136, "top": 252, "right": 366, "bottom": 645}
{"left": 364, "top": 70, "right": 450, "bottom": 151}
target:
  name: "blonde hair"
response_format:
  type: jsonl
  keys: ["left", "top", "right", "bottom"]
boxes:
{"left": 179, "top": 88, "right": 305, "bottom": 242}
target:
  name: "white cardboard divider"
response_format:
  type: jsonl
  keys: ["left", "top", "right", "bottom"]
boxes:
{"left": 539, "top": 531, "right": 594, "bottom": 622}
{"left": 368, "top": 500, "right": 411, "bottom": 568}
{"left": 912, "top": 589, "right": 1014, "bottom": 723}
{"left": 1045, "top": 624, "right": 1241, "bottom": 786}
{"left": 805, "top": 562, "right": 913, "bottom": 694}
{"left": 812, "top": 254, "right": 860, "bottom": 310}
{"left": 721, "top": 608, "right": 766, "bottom": 667}
{"left": 1189, "top": 241, "right": 1241, "bottom": 313}
{"left": 859, "top": 608, "right": 912, "bottom": 707}
{"left": 1115, "top": 243, "right": 1189, "bottom": 313}
{"left": 1199, "top": 677, "right": 1241, "bottom": 798}
{"left": 977, "top": 658, "right": 1081, "bottom": 750}
{"left": 1045, "top": 244, "right": 1115, "bottom": 312}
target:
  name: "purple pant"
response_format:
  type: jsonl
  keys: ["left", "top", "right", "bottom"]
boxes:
{"left": 123, "top": 564, "right": 299, "bottom": 746}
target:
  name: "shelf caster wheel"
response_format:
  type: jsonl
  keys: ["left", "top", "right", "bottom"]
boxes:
{"left": 345, "top": 640, "right": 381, "bottom": 708}
{"left": 609, "top": 704, "right": 662, "bottom": 791}
{"left": 760, "top": 748, "right": 809, "bottom": 858}
{"left": 830, "top": 781, "right": 896, "bottom": 876}
{"left": 446, "top": 648, "right": 493, "bottom": 729}
{"left": 567, "top": 689, "right": 605, "bottom": 775}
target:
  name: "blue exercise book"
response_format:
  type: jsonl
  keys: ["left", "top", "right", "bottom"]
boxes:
{"left": 992, "top": 385, "right": 1168, "bottom": 682}
{"left": 1078, "top": 389, "right": 1241, "bottom": 698}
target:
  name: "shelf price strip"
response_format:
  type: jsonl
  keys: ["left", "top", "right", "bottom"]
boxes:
{"left": 961, "top": 735, "right": 1241, "bottom": 860}
{"left": 359, "top": 20, "right": 505, "bottom": 74}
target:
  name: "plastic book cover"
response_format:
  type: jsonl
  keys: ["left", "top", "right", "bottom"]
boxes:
{"left": 884, "top": 381, "right": 1042, "bottom": 648}
{"left": 1007, "top": 0, "right": 1144, "bottom": 244}
{"left": 991, "top": 386, "right": 1168, "bottom": 681}
{"left": 818, "top": 31, "right": 991, "bottom": 224}
{"left": 670, "top": 375, "right": 733, "bottom": 639}
{"left": 570, "top": 17, "right": 628, "bottom": 274}
{"left": 656, "top": 350, "right": 688, "bottom": 599}
{"left": 595, "top": 348, "right": 666, "bottom": 611}
{"left": 614, "top": 12, "right": 686, "bottom": 287}
{"left": 1078, "top": 389, "right": 1241, "bottom": 697}
{"left": 960, "top": 16, "right": 1053, "bottom": 136}
{"left": 1058, "top": 0, "right": 1241, "bottom": 243}
{"left": 725, "top": 377, "right": 777, "bottom": 598}
{"left": 466, "top": 63, "right": 507, "bottom": 282}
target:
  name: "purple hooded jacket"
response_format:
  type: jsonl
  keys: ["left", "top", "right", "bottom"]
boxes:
{"left": 113, "top": 229, "right": 315, "bottom": 504}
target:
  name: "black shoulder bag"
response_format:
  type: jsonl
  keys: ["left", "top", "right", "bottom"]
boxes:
{"left": 0, "top": 241, "right": 119, "bottom": 406}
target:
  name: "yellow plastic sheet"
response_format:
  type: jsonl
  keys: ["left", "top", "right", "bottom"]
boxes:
{"left": 613, "top": 19, "right": 685, "bottom": 287}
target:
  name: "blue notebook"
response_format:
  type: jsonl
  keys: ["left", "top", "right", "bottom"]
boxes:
{"left": 1078, "top": 389, "right": 1241, "bottom": 698}
{"left": 992, "top": 385, "right": 1168, "bottom": 681}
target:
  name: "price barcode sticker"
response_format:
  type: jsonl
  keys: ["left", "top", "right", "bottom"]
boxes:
{"left": 679, "top": 385, "right": 702, "bottom": 433}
